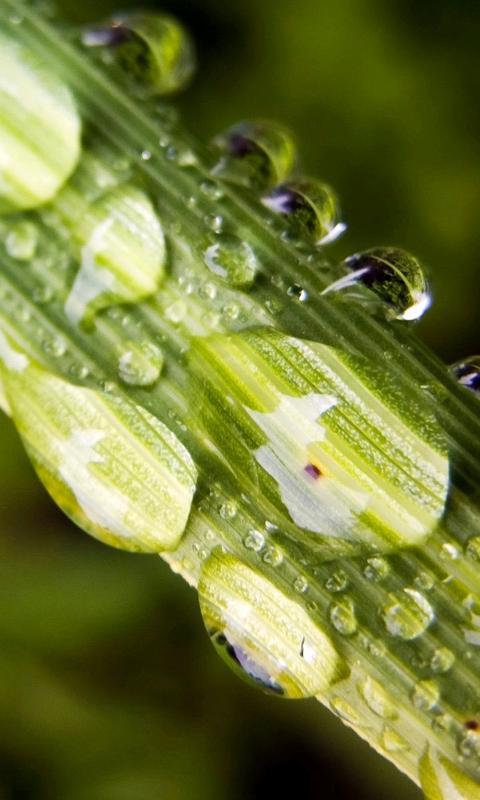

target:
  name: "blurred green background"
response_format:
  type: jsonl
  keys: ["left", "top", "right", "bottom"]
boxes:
{"left": 1, "top": 0, "right": 479, "bottom": 797}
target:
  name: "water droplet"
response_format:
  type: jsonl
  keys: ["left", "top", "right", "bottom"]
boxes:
{"left": 200, "top": 180, "right": 224, "bottom": 201}
{"left": 261, "top": 179, "right": 346, "bottom": 245}
{"left": 243, "top": 529, "right": 265, "bottom": 552}
{"left": 198, "top": 548, "right": 341, "bottom": 698}
{"left": 329, "top": 597, "right": 357, "bottom": 635}
{"left": 411, "top": 679, "right": 440, "bottom": 711}
{"left": 451, "top": 356, "right": 480, "bottom": 396}
{"left": 381, "top": 727, "right": 410, "bottom": 753}
{"left": 141, "top": 149, "right": 152, "bottom": 161}
{"left": 204, "top": 214, "right": 224, "bottom": 234}
{"left": 117, "top": 340, "right": 164, "bottom": 387}
{"left": 466, "top": 536, "right": 480, "bottom": 561}
{"left": 330, "top": 697, "right": 359, "bottom": 725}
{"left": 325, "top": 570, "right": 349, "bottom": 593}
{"left": 32, "top": 285, "right": 53, "bottom": 305}
{"left": 414, "top": 571, "right": 434, "bottom": 592}
{"left": 212, "top": 120, "right": 296, "bottom": 189}
{"left": 82, "top": 13, "right": 195, "bottom": 96}
{"left": 363, "top": 556, "right": 390, "bottom": 582}
{"left": 358, "top": 676, "right": 397, "bottom": 719}
{"left": 262, "top": 545, "right": 283, "bottom": 567}
{"left": 458, "top": 730, "right": 480, "bottom": 760}
{"left": 5, "top": 220, "right": 38, "bottom": 261}
{"left": 219, "top": 499, "right": 237, "bottom": 519}
{"left": 287, "top": 283, "right": 309, "bottom": 301}
{"left": 204, "top": 235, "right": 258, "bottom": 287}
{"left": 430, "top": 647, "right": 455, "bottom": 674}
{"left": 440, "top": 542, "right": 459, "bottom": 561}
{"left": 42, "top": 336, "right": 67, "bottom": 358}
{"left": 293, "top": 575, "right": 308, "bottom": 594}
{"left": 65, "top": 185, "right": 165, "bottom": 325}
{"left": 381, "top": 589, "right": 434, "bottom": 640}
{"left": 322, "top": 248, "right": 431, "bottom": 321}
{"left": 3, "top": 360, "right": 197, "bottom": 553}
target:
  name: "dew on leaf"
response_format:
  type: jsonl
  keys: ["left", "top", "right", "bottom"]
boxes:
{"left": 381, "top": 588, "right": 434, "bottom": 640}
{"left": 450, "top": 356, "right": 480, "bottom": 396}
{"left": 5, "top": 220, "right": 39, "bottom": 261}
{"left": 203, "top": 235, "right": 258, "bottom": 287}
{"left": 329, "top": 597, "right": 358, "bottom": 636}
{"left": 261, "top": 178, "right": 346, "bottom": 245}
{"left": 212, "top": 120, "right": 296, "bottom": 189}
{"left": 117, "top": 340, "right": 164, "bottom": 387}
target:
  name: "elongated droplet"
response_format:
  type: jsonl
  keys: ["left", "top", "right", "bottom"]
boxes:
{"left": 117, "top": 340, "right": 164, "bottom": 387}
{"left": 450, "top": 356, "right": 480, "bottom": 396}
{"left": 420, "top": 745, "right": 480, "bottom": 799}
{"left": 212, "top": 120, "right": 296, "bottom": 189}
{"left": 261, "top": 178, "right": 346, "bottom": 245}
{"left": 322, "top": 247, "right": 431, "bottom": 321}
{"left": 381, "top": 589, "right": 434, "bottom": 640}
{"left": 82, "top": 13, "right": 195, "bottom": 96}
{"left": 0, "top": 34, "right": 81, "bottom": 212}
{"left": 0, "top": 344, "right": 196, "bottom": 553}
{"left": 199, "top": 548, "right": 342, "bottom": 698}
{"left": 65, "top": 185, "right": 165, "bottom": 325}
{"left": 203, "top": 234, "right": 258, "bottom": 287}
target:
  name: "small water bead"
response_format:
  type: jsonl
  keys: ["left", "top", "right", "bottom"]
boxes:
{"left": 287, "top": 283, "right": 309, "bottom": 302}
{"left": 243, "top": 530, "right": 265, "bottom": 552}
{"left": 411, "top": 679, "right": 440, "bottom": 711}
{"left": 414, "top": 572, "right": 434, "bottom": 592}
{"left": 212, "top": 120, "right": 296, "bottom": 190}
{"left": 42, "top": 336, "right": 67, "bottom": 358}
{"left": 451, "top": 356, "right": 480, "bottom": 396}
{"left": 203, "top": 235, "right": 258, "bottom": 288}
{"left": 199, "top": 549, "right": 342, "bottom": 698}
{"left": 322, "top": 248, "right": 431, "bottom": 321}
{"left": 458, "top": 730, "right": 480, "bottom": 760}
{"left": 325, "top": 570, "right": 349, "bottom": 593}
{"left": 219, "top": 499, "right": 237, "bottom": 520}
{"left": 363, "top": 556, "right": 390, "bottom": 582}
{"left": 330, "top": 697, "right": 360, "bottom": 725}
{"left": 200, "top": 180, "right": 224, "bottom": 201}
{"left": 117, "top": 340, "right": 164, "bottom": 387}
{"left": 5, "top": 220, "right": 39, "bottom": 261}
{"left": 293, "top": 575, "right": 308, "bottom": 594}
{"left": 381, "top": 728, "right": 410, "bottom": 753}
{"left": 82, "top": 13, "right": 195, "bottom": 96}
{"left": 381, "top": 589, "right": 434, "bottom": 640}
{"left": 430, "top": 647, "right": 455, "bottom": 674}
{"left": 262, "top": 545, "right": 283, "bottom": 567}
{"left": 440, "top": 542, "right": 460, "bottom": 561}
{"left": 261, "top": 179, "right": 346, "bottom": 246}
{"left": 466, "top": 536, "right": 480, "bottom": 561}
{"left": 204, "top": 214, "right": 224, "bottom": 234}
{"left": 329, "top": 597, "right": 358, "bottom": 636}
{"left": 358, "top": 676, "right": 397, "bottom": 719}
{"left": 32, "top": 285, "right": 53, "bottom": 305}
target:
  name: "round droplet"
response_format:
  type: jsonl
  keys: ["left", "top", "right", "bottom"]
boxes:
{"left": 411, "top": 679, "right": 440, "bottom": 711}
{"left": 466, "top": 536, "right": 480, "bottom": 561}
{"left": 5, "top": 220, "right": 39, "bottom": 261}
{"left": 430, "top": 647, "right": 455, "bottom": 674}
{"left": 287, "top": 283, "right": 309, "bottom": 301}
{"left": 381, "top": 589, "right": 434, "bottom": 640}
{"left": 117, "top": 340, "right": 164, "bottom": 387}
{"left": 357, "top": 676, "right": 397, "bottom": 719}
{"left": 450, "top": 356, "right": 480, "bottom": 396}
{"left": 293, "top": 575, "right": 308, "bottom": 594}
{"left": 219, "top": 499, "right": 237, "bottom": 520}
{"left": 363, "top": 556, "right": 390, "bottom": 582}
{"left": 243, "top": 529, "right": 265, "bottom": 552}
{"left": 329, "top": 597, "right": 357, "bottom": 636}
{"left": 261, "top": 178, "right": 346, "bottom": 245}
{"left": 381, "top": 727, "right": 410, "bottom": 753}
{"left": 203, "top": 235, "right": 258, "bottom": 287}
{"left": 262, "top": 544, "right": 283, "bottom": 567}
{"left": 322, "top": 248, "right": 431, "bottom": 321}
{"left": 82, "top": 13, "right": 195, "bottom": 96}
{"left": 198, "top": 549, "right": 342, "bottom": 698}
{"left": 440, "top": 542, "right": 459, "bottom": 561}
{"left": 212, "top": 120, "right": 296, "bottom": 189}
{"left": 325, "top": 570, "right": 349, "bottom": 593}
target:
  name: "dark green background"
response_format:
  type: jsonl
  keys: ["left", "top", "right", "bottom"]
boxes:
{"left": 1, "top": 0, "right": 479, "bottom": 797}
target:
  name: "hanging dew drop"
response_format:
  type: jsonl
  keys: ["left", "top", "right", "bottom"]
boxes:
{"left": 5, "top": 220, "right": 39, "bottom": 261}
{"left": 261, "top": 178, "right": 346, "bottom": 245}
{"left": 198, "top": 548, "right": 342, "bottom": 698}
{"left": 81, "top": 13, "right": 195, "bottom": 96}
{"left": 322, "top": 247, "right": 431, "bottom": 321}
{"left": 450, "top": 356, "right": 480, "bottom": 396}
{"left": 203, "top": 235, "right": 258, "bottom": 287}
{"left": 211, "top": 120, "right": 296, "bottom": 189}
{"left": 117, "top": 340, "right": 164, "bottom": 387}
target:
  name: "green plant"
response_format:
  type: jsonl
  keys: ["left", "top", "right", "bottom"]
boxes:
{"left": 1, "top": 2, "right": 480, "bottom": 796}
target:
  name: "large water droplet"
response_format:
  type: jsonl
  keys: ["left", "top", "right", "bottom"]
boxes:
{"left": 381, "top": 589, "right": 434, "bottom": 640}
{"left": 450, "top": 356, "right": 480, "bottom": 396}
{"left": 322, "top": 248, "right": 431, "bottom": 321}
{"left": 117, "top": 340, "right": 164, "bottom": 387}
{"left": 203, "top": 235, "right": 258, "bottom": 287}
{"left": 5, "top": 220, "right": 39, "bottom": 261}
{"left": 198, "top": 548, "right": 342, "bottom": 698}
{"left": 212, "top": 120, "right": 296, "bottom": 189}
{"left": 82, "top": 13, "right": 195, "bottom": 96}
{"left": 261, "top": 179, "right": 346, "bottom": 245}
{"left": 65, "top": 185, "right": 165, "bottom": 325}
{"left": 1, "top": 354, "right": 197, "bottom": 553}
